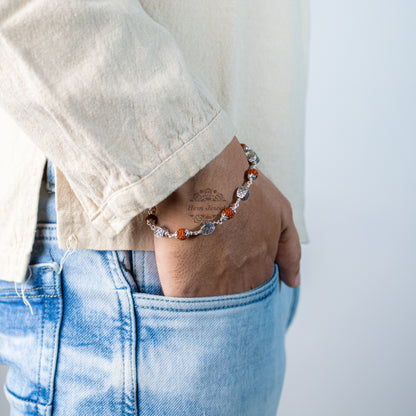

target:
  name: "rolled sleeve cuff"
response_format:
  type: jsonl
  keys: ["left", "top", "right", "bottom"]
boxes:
{"left": 89, "top": 108, "right": 237, "bottom": 239}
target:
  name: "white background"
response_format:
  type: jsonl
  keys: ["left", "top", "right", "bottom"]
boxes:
{"left": 1, "top": 1, "right": 415, "bottom": 415}
{"left": 279, "top": 1, "right": 416, "bottom": 415}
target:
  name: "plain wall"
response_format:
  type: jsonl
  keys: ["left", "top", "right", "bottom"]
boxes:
{"left": 1, "top": 1, "right": 415, "bottom": 415}
{"left": 279, "top": 1, "right": 416, "bottom": 415}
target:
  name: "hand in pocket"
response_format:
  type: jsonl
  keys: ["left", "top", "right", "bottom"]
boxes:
{"left": 153, "top": 137, "right": 302, "bottom": 297}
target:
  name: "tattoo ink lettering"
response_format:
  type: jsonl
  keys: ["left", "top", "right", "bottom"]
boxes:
{"left": 186, "top": 188, "right": 227, "bottom": 224}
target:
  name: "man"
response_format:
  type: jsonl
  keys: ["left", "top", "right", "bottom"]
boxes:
{"left": 0, "top": 0, "right": 308, "bottom": 414}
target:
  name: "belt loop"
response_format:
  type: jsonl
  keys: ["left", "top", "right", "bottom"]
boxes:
{"left": 45, "top": 159, "right": 56, "bottom": 193}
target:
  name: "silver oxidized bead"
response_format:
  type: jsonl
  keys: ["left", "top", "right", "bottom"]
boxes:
{"left": 153, "top": 226, "right": 169, "bottom": 238}
{"left": 242, "top": 144, "right": 250, "bottom": 152}
{"left": 201, "top": 222, "right": 216, "bottom": 235}
{"left": 246, "top": 150, "right": 260, "bottom": 164}
{"left": 236, "top": 186, "right": 250, "bottom": 201}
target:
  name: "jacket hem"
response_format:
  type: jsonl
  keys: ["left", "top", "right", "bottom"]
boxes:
{"left": 0, "top": 249, "right": 32, "bottom": 283}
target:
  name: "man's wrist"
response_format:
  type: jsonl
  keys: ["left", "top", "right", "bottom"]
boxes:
{"left": 154, "top": 136, "right": 248, "bottom": 231}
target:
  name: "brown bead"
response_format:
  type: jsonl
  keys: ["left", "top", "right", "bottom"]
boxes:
{"left": 176, "top": 228, "right": 188, "bottom": 240}
{"left": 240, "top": 143, "right": 246, "bottom": 149}
{"left": 222, "top": 207, "right": 235, "bottom": 219}
{"left": 145, "top": 214, "right": 158, "bottom": 225}
{"left": 247, "top": 168, "right": 258, "bottom": 179}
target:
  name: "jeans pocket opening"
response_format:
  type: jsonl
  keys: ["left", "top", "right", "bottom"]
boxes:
{"left": 133, "top": 262, "right": 286, "bottom": 416}
{"left": 132, "top": 262, "right": 280, "bottom": 312}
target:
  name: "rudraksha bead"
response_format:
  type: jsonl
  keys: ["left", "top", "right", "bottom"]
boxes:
{"left": 222, "top": 207, "right": 235, "bottom": 219}
{"left": 247, "top": 168, "right": 258, "bottom": 179}
{"left": 176, "top": 228, "right": 189, "bottom": 240}
{"left": 145, "top": 214, "right": 158, "bottom": 225}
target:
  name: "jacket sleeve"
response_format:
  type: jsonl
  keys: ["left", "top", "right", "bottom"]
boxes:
{"left": 0, "top": 0, "right": 237, "bottom": 238}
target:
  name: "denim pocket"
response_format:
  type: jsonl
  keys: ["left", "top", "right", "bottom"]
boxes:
{"left": 132, "top": 262, "right": 280, "bottom": 311}
{"left": 130, "top": 263, "right": 294, "bottom": 416}
{"left": 0, "top": 263, "right": 63, "bottom": 416}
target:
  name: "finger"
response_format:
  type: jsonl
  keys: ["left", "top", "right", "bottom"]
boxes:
{"left": 275, "top": 217, "right": 302, "bottom": 288}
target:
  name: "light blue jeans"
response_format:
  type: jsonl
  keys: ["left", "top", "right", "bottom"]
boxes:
{"left": 0, "top": 160, "right": 300, "bottom": 416}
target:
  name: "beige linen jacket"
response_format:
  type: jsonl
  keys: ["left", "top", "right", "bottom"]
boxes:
{"left": 0, "top": 0, "right": 309, "bottom": 284}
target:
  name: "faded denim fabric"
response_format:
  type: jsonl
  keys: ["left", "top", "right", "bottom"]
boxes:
{"left": 0, "top": 160, "right": 300, "bottom": 415}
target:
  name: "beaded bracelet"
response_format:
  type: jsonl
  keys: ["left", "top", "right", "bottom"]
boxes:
{"left": 145, "top": 143, "right": 259, "bottom": 240}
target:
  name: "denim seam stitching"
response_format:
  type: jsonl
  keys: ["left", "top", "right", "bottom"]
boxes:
{"left": 0, "top": 295, "right": 59, "bottom": 299}
{"left": 23, "top": 264, "right": 56, "bottom": 269}
{"left": 142, "top": 251, "right": 146, "bottom": 294}
{"left": 107, "top": 252, "right": 126, "bottom": 416}
{"left": 133, "top": 274, "right": 278, "bottom": 306}
{"left": 125, "top": 266, "right": 138, "bottom": 416}
{"left": 46, "top": 296, "right": 56, "bottom": 405}
{"left": 134, "top": 284, "right": 277, "bottom": 312}
{"left": 0, "top": 286, "right": 58, "bottom": 292}
{"left": 46, "top": 269, "right": 62, "bottom": 408}
{"left": 36, "top": 290, "right": 47, "bottom": 415}
{"left": 111, "top": 251, "right": 138, "bottom": 416}
{"left": 4, "top": 386, "right": 49, "bottom": 407}
{"left": 125, "top": 280, "right": 137, "bottom": 416}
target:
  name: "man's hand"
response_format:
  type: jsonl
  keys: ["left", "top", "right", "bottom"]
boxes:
{"left": 153, "top": 136, "right": 301, "bottom": 297}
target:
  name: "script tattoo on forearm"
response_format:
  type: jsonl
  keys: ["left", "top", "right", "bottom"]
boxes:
{"left": 186, "top": 188, "right": 227, "bottom": 224}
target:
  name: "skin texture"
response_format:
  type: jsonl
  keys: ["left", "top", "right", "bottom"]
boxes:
{"left": 153, "top": 136, "right": 302, "bottom": 297}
